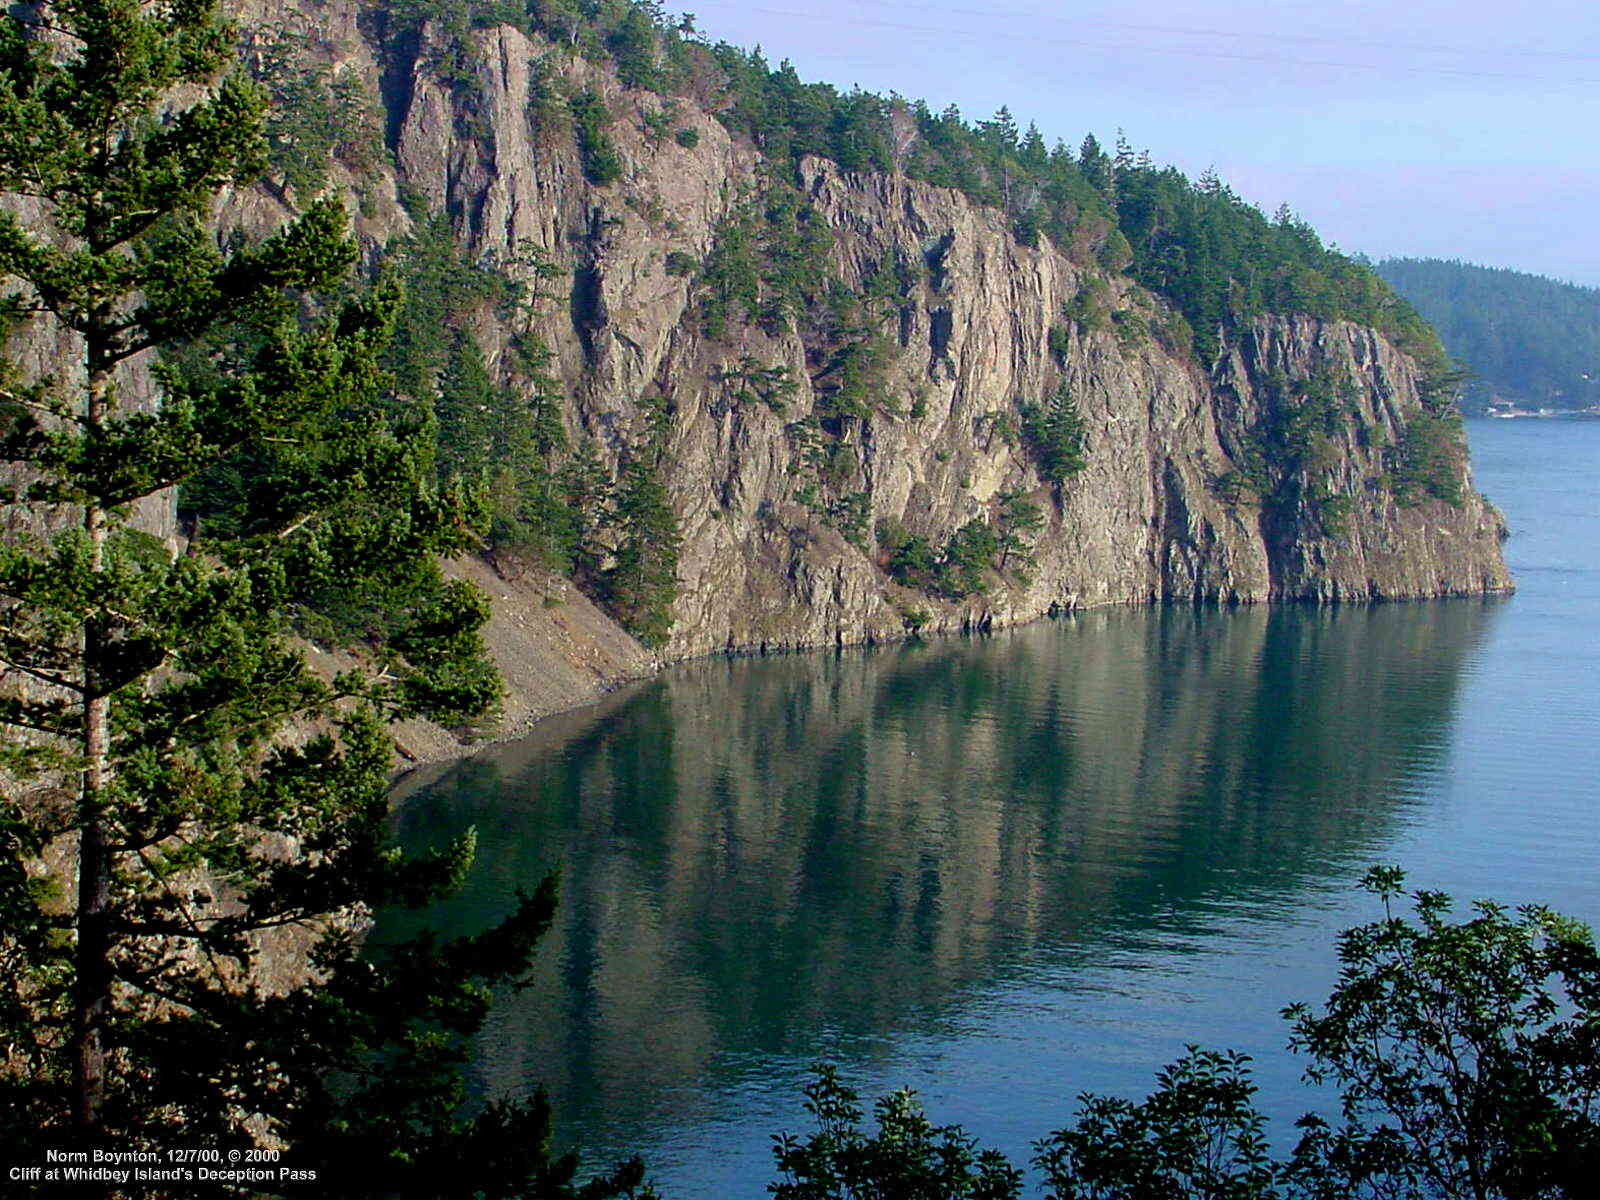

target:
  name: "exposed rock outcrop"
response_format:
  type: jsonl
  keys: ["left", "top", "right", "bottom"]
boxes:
{"left": 5, "top": 5, "right": 1513, "bottom": 750}
{"left": 378, "top": 18, "right": 1507, "bottom": 665}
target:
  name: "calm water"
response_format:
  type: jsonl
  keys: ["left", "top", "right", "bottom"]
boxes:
{"left": 385, "top": 418, "right": 1600, "bottom": 1197}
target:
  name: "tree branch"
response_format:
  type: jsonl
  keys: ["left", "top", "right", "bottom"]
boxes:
{"left": 0, "top": 657, "right": 84, "bottom": 694}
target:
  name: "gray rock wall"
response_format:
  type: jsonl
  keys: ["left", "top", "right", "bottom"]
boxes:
{"left": 5, "top": 6, "right": 1512, "bottom": 688}
{"left": 383, "top": 19, "right": 1507, "bottom": 662}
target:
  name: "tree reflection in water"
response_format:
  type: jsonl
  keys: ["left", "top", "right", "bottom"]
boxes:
{"left": 381, "top": 600, "right": 1499, "bottom": 1187}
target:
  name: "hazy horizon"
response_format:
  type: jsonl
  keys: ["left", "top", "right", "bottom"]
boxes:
{"left": 685, "top": 0, "right": 1600, "bottom": 287}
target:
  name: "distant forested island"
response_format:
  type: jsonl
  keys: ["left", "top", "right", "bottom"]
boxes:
{"left": 1376, "top": 258, "right": 1600, "bottom": 416}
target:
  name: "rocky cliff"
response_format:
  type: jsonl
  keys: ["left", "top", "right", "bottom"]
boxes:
{"left": 387, "top": 17, "right": 1506, "bottom": 652}
{"left": 13, "top": 4, "right": 1515, "bottom": 743}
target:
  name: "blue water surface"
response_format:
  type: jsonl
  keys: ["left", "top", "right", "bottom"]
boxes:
{"left": 387, "top": 417, "right": 1600, "bottom": 1197}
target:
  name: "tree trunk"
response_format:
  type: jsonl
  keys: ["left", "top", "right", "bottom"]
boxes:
{"left": 72, "top": 697, "right": 109, "bottom": 1132}
{"left": 71, "top": 335, "right": 112, "bottom": 1134}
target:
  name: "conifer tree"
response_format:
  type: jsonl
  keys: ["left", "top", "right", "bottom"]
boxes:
{"left": 608, "top": 4, "right": 661, "bottom": 91}
{"left": 603, "top": 403, "right": 680, "bottom": 648}
{"left": 436, "top": 329, "right": 500, "bottom": 475}
{"left": 1020, "top": 383, "right": 1089, "bottom": 485}
{"left": 1078, "top": 132, "right": 1112, "bottom": 194}
{"left": 981, "top": 105, "right": 1019, "bottom": 152}
{"left": 1113, "top": 128, "right": 1135, "bottom": 178}
{"left": 994, "top": 490, "right": 1043, "bottom": 570}
{"left": 1019, "top": 122, "right": 1048, "bottom": 169}
{"left": 0, "top": 4, "right": 648, "bottom": 1194}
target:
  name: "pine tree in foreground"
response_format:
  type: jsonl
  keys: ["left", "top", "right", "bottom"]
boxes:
{"left": 0, "top": 3, "right": 648, "bottom": 1195}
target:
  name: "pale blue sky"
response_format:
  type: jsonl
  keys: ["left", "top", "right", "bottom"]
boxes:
{"left": 684, "top": 0, "right": 1600, "bottom": 284}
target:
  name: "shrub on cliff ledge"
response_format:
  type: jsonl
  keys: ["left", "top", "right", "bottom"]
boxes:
{"left": 1389, "top": 411, "right": 1467, "bottom": 508}
{"left": 571, "top": 87, "right": 624, "bottom": 184}
{"left": 1021, "top": 382, "right": 1089, "bottom": 484}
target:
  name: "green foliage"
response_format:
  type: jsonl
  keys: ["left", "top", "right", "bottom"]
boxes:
{"left": 1065, "top": 278, "right": 1111, "bottom": 333}
{"left": 697, "top": 180, "right": 835, "bottom": 339}
{"left": 1115, "top": 177, "right": 1442, "bottom": 366}
{"left": 995, "top": 490, "right": 1043, "bottom": 570}
{"left": 823, "top": 491, "right": 871, "bottom": 549}
{"left": 1272, "top": 368, "right": 1349, "bottom": 463}
{"left": 1316, "top": 494, "right": 1356, "bottom": 540}
{"left": 570, "top": 87, "right": 623, "bottom": 185}
{"left": 877, "top": 518, "right": 938, "bottom": 592}
{"left": 774, "top": 873, "right": 1600, "bottom": 1200}
{"left": 0, "top": 5, "right": 644, "bottom": 1192}
{"left": 1282, "top": 869, "right": 1600, "bottom": 1200}
{"left": 939, "top": 520, "right": 1000, "bottom": 597}
{"left": 432, "top": 329, "right": 579, "bottom": 573}
{"left": 1153, "top": 304, "right": 1197, "bottom": 357}
{"left": 713, "top": 357, "right": 798, "bottom": 413}
{"left": 1112, "top": 306, "right": 1148, "bottom": 349}
{"left": 1048, "top": 322, "right": 1072, "bottom": 359}
{"left": 525, "top": 56, "right": 571, "bottom": 140}
{"left": 675, "top": 126, "right": 700, "bottom": 148}
{"left": 249, "top": 29, "right": 383, "bottom": 200}
{"left": 528, "top": 0, "right": 583, "bottom": 47}
{"left": 369, "top": 219, "right": 585, "bottom": 574}
{"left": 879, "top": 514, "right": 1012, "bottom": 599}
{"left": 819, "top": 334, "right": 895, "bottom": 419}
{"left": 510, "top": 332, "right": 571, "bottom": 458}
{"left": 1377, "top": 257, "right": 1600, "bottom": 414}
{"left": 607, "top": 4, "right": 661, "bottom": 91}
{"left": 771, "top": 1065, "right": 1023, "bottom": 1200}
{"left": 434, "top": 329, "right": 500, "bottom": 472}
{"left": 557, "top": 438, "right": 614, "bottom": 579}
{"left": 381, "top": 214, "right": 518, "bottom": 401}
{"left": 1216, "top": 367, "right": 1365, "bottom": 532}
{"left": 1013, "top": 210, "right": 1042, "bottom": 248}
{"left": 861, "top": 247, "right": 921, "bottom": 321}
{"left": 697, "top": 203, "right": 760, "bottom": 338}
{"left": 379, "top": 0, "right": 529, "bottom": 108}
{"left": 694, "top": 44, "right": 1428, "bottom": 358}
{"left": 601, "top": 399, "right": 680, "bottom": 646}
{"left": 984, "top": 410, "right": 1021, "bottom": 446}
{"left": 898, "top": 605, "right": 931, "bottom": 634}
{"left": 640, "top": 102, "right": 674, "bottom": 145}
{"left": 1416, "top": 361, "right": 1473, "bottom": 417}
{"left": 1034, "top": 1049, "right": 1277, "bottom": 1200}
{"left": 1388, "top": 411, "right": 1466, "bottom": 508}
{"left": 1097, "top": 226, "right": 1133, "bottom": 273}
{"left": 1021, "top": 382, "right": 1089, "bottom": 484}
{"left": 504, "top": 4, "right": 1444, "bottom": 370}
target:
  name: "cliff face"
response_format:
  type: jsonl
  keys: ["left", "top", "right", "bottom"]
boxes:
{"left": 377, "top": 19, "right": 1507, "bottom": 662}
{"left": 9, "top": 5, "right": 1513, "bottom": 701}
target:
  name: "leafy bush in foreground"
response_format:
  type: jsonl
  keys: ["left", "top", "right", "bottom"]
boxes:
{"left": 770, "top": 870, "right": 1600, "bottom": 1200}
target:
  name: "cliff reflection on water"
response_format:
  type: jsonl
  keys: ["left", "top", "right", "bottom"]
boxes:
{"left": 385, "top": 599, "right": 1498, "bottom": 1179}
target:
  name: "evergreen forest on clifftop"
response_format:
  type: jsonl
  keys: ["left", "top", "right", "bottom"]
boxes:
{"left": 368, "top": 1, "right": 1446, "bottom": 367}
{"left": 237, "top": 0, "right": 1475, "bottom": 645}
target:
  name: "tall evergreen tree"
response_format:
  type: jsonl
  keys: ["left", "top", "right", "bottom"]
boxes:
{"left": 602, "top": 403, "right": 680, "bottom": 648}
{"left": 994, "top": 490, "right": 1043, "bottom": 570}
{"left": 980, "top": 105, "right": 1019, "bottom": 152}
{"left": 1020, "top": 383, "right": 1089, "bottom": 485}
{"left": 1078, "top": 132, "right": 1112, "bottom": 194}
{"left": 436, "top": 330, "right": 500, "bottom": 476}
{"left": 0, "top": 4, "right": 648, "bottom": 1193}
{"left": 608, "top": 3, "right": 661, "bottom": 91}
{"left": 1018, "top": 122, "right": 1048, "bottom": 170}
